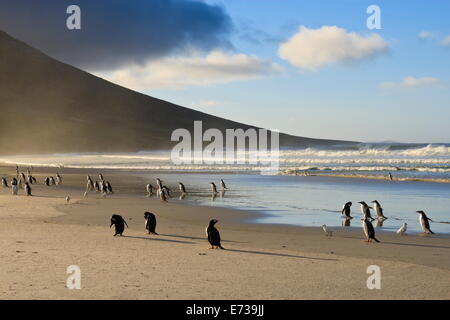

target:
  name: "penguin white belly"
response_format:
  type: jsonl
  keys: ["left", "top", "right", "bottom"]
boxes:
{"left": 419, "top": 216, "right": 426, "bottom": 231}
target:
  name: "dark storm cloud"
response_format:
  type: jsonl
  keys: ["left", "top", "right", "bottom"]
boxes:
{"left": 0, "top": 0, "right": 233, "bottom": 70}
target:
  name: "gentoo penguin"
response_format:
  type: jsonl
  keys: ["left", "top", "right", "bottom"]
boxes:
{"left": 66, "top": 195, "right": 71, "bottom": 204}
{"left": 156, "top": 178, "right": 163, "bottom": 189}
{"left": 220, "top": 179, "right": 227, "bottom": 191}
{"left": 146, "top": 184, "right": 154, "bottom": 197}
{"left": 44, "top": 177, "right": 50, "bottom": 186}
{"left": 362, "top": 218, "right": 380, "bottom": 243}
{"left": 322, "top": 225, "right": 333, "bottom": 237}
{"left": 94, "top": 181, "right": 100, "bottom": 192}
{"left": 101, "top": 182, "right": 108, "bottom": 196}
{"left": 144, "top": 212, "right": 158, "bottom": 235}
{"left": 49, "top": 176, "right": 56, "bottom": 185}
{"left": 160, "top": 189, "right": 168, "bottom": 202}
{"left": 1, "top": 177, "right": 8, "bottom": 188}
{"left": 417, "top": 211, "right": 434, "bottom": 234}
{"left": 56, "top": 173, "right": 62, "bottom": 185}
{"left": 11, "top": 178, "right": 18, "bottom": 195}
{"left": 110, "top": 214, "right": 128, "bottom": 236}
{"left": 372, "top": 200, "right": 387, "bottom": 219}
{"left": 162, "top": 186, "right": 172, "bottom": 198}
{"left": 358, "top": 201, "right": 375, "bottom": 221}
{"left": 396, "top": 223, "right": 407, "bottom": 235}
{"left": 106, "top": 181, "right": 113, "bottom": 194}
{"left": 99, "top": 173, "right": 104, "bottom": 181}
{"left": 206, "top": 219, "right": 224, "bottom": 249}
{"left": 342, "top": 202, "right": 353, "bottom": 219}
{"left": 24, "top": 182, "right": 32, "bottom": 196}
{"left": 210, "top": 182, "right": 218, "bottom": 194}
{"left": 178, "top": 182, "right": 186, "bottom": 194}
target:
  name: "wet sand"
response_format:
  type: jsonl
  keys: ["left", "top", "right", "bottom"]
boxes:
{"left": 0, "top": 166, "right": 449, "bottom": 299}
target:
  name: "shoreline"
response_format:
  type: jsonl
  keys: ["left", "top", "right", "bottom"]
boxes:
{"left": 0, "top": 166, "right": 449, "bottom": 299}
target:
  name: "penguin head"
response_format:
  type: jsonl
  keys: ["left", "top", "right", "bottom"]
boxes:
{"left": 416, "top": 210, "right": 425, "bottom": 215}
{"left": 209, "top": 219, "right": 218, "bottom": 226}
{"left": 358, "top": 201, "right": 367, "bottom": 205}
{"left": 371, "top": 200, "right": 379, "bottom": 205}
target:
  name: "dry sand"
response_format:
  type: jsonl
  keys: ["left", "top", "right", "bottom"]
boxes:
{"left": 0, "top": 168, "right": 449, "bottom": 299}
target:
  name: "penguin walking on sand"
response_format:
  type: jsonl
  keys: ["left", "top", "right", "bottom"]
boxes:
{"left": 94, "top": 181, "right": 100, "bottom": 192}
{"left": 146, "top": 184, "right": 154, "bottom": 197}
{"left": 44, "top": 177, "right": 50, "bottom": 186}
{"left": 1, "top": 177, "right": 8, "bottom": 188}
{"left": 110, "top": 214, "right": 128, "bottom": 236}
{"left": 56, "top": 173, "right": 62, "bottom": 185}
{"left": 99, "top": 173, "right": 104, "bottom": 182}
{"left": 322, "top": 225, "right": 333, "bottom": 237}
{"left": 362, "top": 218, "right": 380, "bottom": 243}
{"left": 144, "top": 212, "right": 158, "bottom": 235}
{"left": 49, "top": 176, "right": 56, "bottom": 186}
{"left": 210, "top": 182, "right": 218, "bottom": 194}
{"left": 220, "top": 179, "right": 227, "bottom": 191}
{"left": 25, "top": 182, "right": 32, "bottom": 196}
{"left": 106, "top": 181, "right": 113, "bottom": 194}
{"left": 178, "top": 182, "right": 186, "bottom": 194}
{"left": 342, "top": 202, "right": 353, "bottom": 219}
{"left": 396, "top": 223, "right": 407, "bottom": 235}
{"left": 417, "top": 211, "right": 434, "bottom": 234}
{"left": 162, "top": 186, "right": 172, "bottom": 198}
{"left": 160, "top": 189, "right": 168, "bottom": 202}
{"left": 372, "top": 200, "right": 387, "bottom": 220}
{"left": 86, "top": 176, "right": 94, "bottom": 191}
{"left": 358, "top": 201, "right": 375, "bottom": 221}
{"left": 206, "top": 219, "right": 225, "bottom": 249}
{"left": 156, "top": 178, "right": 163, "bottom": 190}
{"left": 11, "top": 178, "right": 18, "bottom": 195}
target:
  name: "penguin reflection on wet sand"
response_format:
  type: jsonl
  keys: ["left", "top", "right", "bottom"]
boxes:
{"left": 362, "top": 218, "right": 380, "bottom": 243}
{"left": 206, "top": 219, "right": 225, "bottom": 249}
{"left": 341, "top": 202, "right": 353, "bottom": 219}
{"left": 144, "top": 212, "right": 158, "bottom": 235}
{"left": 110, "top": 214, "right": 128, "bottom": 236}
{"left": 417, "top": 211, "right": 434, "bottom": 234}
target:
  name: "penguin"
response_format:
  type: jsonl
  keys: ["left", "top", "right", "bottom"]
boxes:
{"left": 11, "top": 178, "right": 18, "bottom": 195}
{"left": 146, "top": 184, "right": 154, "bottom": 197}
{"left": 99, "top": 173, "right": 104, "bottom": 181}
{"left": 362, "top": 218, "right": 380, "bottom": 243}
{"left": 396, "top": 223, "right": 407, "bottom": 235}
{"left": 322, "top": 225, "right": 333, "bottom": 237}
{"left": 66, "top": 195, "right": 71, "bottom": 204}
{"left": 56, "top": 173, "right": 62, "bottom": 185}
{"left": 86, "top": 176, "right": 94, "bottom": 191}
{"left": 27, "top": 175, "right": 33, "bottom": 184}
{"left": 358, "top": 201, "right": 375, "bottom": 221}
{"left": 206, "top": 219, "right": 224, "bottom": 249}
{"left": 1, "top": 177, "right": 8, "bottom": 188}
{"left": 20, "top": 172, "right": 26, "bottom": 182}
{"left": 144, "top": 212, "right": 158, "bottom": 235}
{"left": 417, "top": 211, "right": 434, "bottom": 234}
{"left": 372, "top": 200, "right": 387, "bottom": 219}
{"left": 341, "top": 202, "right": 353, "bottom": 219}
{"left": 101, "top": 182, "right": 108, "bottom": 196}
{"left": 24, "top": 182, "right": 32, "bottom": 196}
{"left": 156, "top": 178, "right": 163, "bottom": 189}
{"left": 44, "top": 177, "right": 50, "bottom": 186}
{"left": 160, "top": 189, "right": 168, "bottom": 202}
{"left": 210, "top": 182, "right": 218, "bottom": 194}
{"left": 49, "top": 176, "right": 56, "bottom": 185}
{"left": 388, "top": 172, "right": 393, "bottom": 181}
{"left": 106, "top": 181, "right": 113, "bottom": 194}
{"left": 110, "top": 214, "right": 128, "bottom": 236}
{"left": 178, "top": 182, "right": 186, "bottom": 194}
{"left": 162, "top": 186, "right": 172, "bottom": 198}
{"left": 220, "top": 179, "right": 227, "bottom": 191}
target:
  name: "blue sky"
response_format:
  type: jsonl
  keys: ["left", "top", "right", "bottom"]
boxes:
{"left": 146, "top": 0, "right": 450, "bottom": 143}
{"left": 1, "top": 0, "right": 449, "bottom": 143}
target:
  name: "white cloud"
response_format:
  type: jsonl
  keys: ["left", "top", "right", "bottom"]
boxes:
{"left": 441, "top": 35, "right": 450, "bottom": 46}
{"left": 95, "top": 50, "right": 282, "bottom": 89}
{"left": 417, "top": 31, "right": 434, "bottom": 40}
{"left": 278, "top": 25, "right": 389, "bottom": 70}
{"left": 380, "top": 76, "right": 444, "bottom": 89}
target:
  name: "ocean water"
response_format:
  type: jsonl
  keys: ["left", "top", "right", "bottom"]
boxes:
{"left": 1, "top": 143, "right": 449, "bottom": 234}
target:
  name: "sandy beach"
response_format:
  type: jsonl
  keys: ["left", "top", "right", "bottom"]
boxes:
{"left": 0, "top": 166, "right": 449, "bottom": 300}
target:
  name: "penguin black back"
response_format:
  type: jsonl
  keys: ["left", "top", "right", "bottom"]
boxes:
{"left": 206, "top": 219, "right": 224, "bottom": 249}
{"left": 110, "top": 214, "right": 128, "bottom": 236}
{"left": 144, "top": 211, "right": 158, "bottom": 234}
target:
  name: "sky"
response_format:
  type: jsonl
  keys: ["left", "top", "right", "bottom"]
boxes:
{"left": 1, "top": 0, "right": 449, "bottom": 143}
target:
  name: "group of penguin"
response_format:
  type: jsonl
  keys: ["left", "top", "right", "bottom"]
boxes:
{"left": 1, "top": 167, "right": 56, "bottom": 196}
{"left": 109, "top": 213, "right": 224, "bottom": 249}
{"left": 146, "top": 178, "right": 228, "bottom": 202}
{"left": 84, "top": 174, "right": 113, "bottom": 197}
{"left": 322, "top": 200, "right": 435, "bottom": 243}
